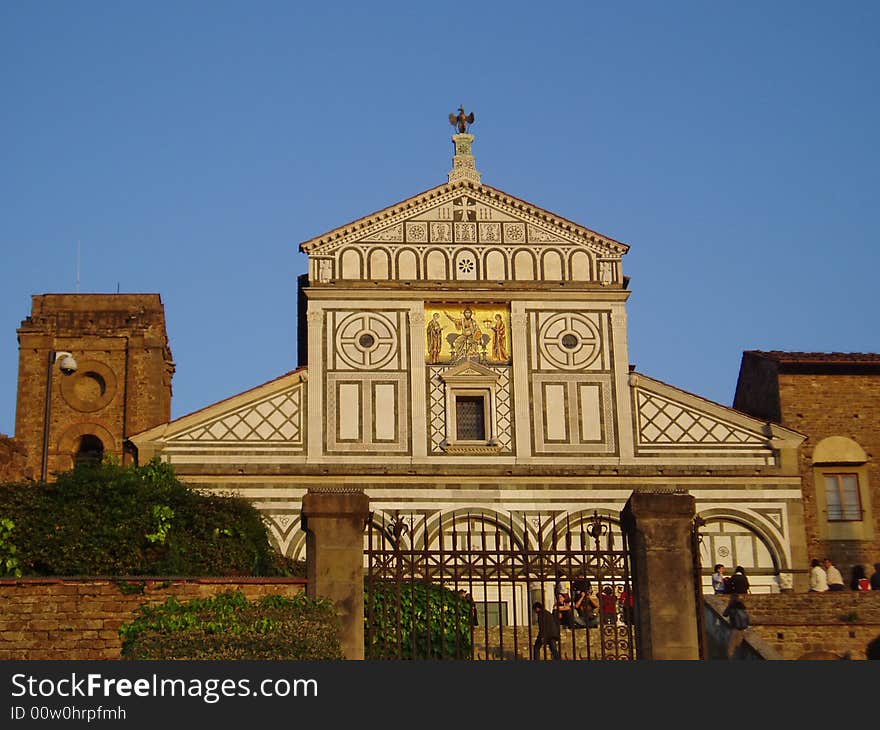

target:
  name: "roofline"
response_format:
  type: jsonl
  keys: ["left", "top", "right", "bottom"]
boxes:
{"left": 128, "top": 367, "right": 307, "bottom": 442}
{"left": 298, "top": 179, "right": 629, "bottom": 254}
{"left": 743, "top": 350, "right": 880, "bottom": 375}
{"left": 631, "top": 370, "right": 807, "bottom": 441}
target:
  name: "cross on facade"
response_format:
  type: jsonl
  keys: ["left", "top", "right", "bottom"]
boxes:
{"left": 453, "top": 196, "right": 477, "bottom": 221}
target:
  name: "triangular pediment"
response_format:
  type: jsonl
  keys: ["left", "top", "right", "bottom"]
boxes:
{"left": 439, "top": 360, "right": 500, "bottom": 382}
{"left": 301, "top": 181, "right": 629, "bottom": 285}
{"left": 630, "top": 373, "right": 804, "bottom": 456}
{"left": 130, "top": 369, "right": 307, "bottom": 454}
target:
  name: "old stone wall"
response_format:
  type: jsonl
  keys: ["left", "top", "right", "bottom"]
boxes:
{"left": 14, "top": 294, "right": 174, "bottom": 478}
{"left": 706, "top": 591, "right": 880, "bottom": 660}
{"left": 0, "top": 577, "right": 305, "bottom": 660}
{"left": 777, "top": 372, "right": 880, "bottom": 568}
{"left": 0, "top": 435, "right": 31, "bottom": 482}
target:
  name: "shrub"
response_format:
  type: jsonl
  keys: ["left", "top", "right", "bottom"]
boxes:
{"left": 0, "top": 459, "right": 281, "bottom": 576}
{"left": 365, "top": 581, "right": 473, "bottom": 659}
{"left": 120, "top": 590, "right": 342, "bottom": 660}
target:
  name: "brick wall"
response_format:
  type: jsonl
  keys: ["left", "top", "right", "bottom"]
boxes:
{"left": 706, "top": 592, "right": 880, "bottom": 660}
{"left": 734, "top": 353, "right": 880, "bottom": 571}
{"left": 14, "top": 294, "right": 174, "bottom": 479}
{"left": 0, "top": 577, "right": 306, "bottom": 660}
{"left": 0, "top": 435, "right": 30, "bottom": 482}
{"left": 778, "top": 372, "right": 880, "bottom": 568}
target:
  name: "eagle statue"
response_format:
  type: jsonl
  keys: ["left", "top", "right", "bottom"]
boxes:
{"left": 449, "top": 106, "right": 475, "bottom": 133}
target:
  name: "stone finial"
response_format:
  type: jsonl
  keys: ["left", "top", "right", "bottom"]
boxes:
{"left": 448, "top": 132, "right": 481, "bottom": 184}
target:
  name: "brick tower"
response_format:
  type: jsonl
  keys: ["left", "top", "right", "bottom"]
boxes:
{"left": 14, "top": 294, "right": 174, "bottom": 480}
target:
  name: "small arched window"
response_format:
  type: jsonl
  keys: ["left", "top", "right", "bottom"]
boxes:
{"left": 811, "top": 436, "right": 873, "bottom": 541}
{"left": 75, "top": 434, "right": 104, "bottom": 467}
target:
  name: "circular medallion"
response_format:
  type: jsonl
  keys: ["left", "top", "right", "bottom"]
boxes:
{"left": 538, "top": 313, "right": 602, "bottom": 370}
{"left": 59, "top": 360, "right": 117, "bottom": 413}
{"left": 335, "top": 312, "right": 398, "bottom": 370}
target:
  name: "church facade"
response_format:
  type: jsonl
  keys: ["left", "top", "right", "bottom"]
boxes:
{"left": 128, "top": 128, "right": 809, "bottom": 594}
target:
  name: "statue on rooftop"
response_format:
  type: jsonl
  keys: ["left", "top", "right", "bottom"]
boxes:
{"left": 449, "top": 106, "right": 475, "bottom": 133}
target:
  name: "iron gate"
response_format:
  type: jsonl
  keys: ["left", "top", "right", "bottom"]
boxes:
{"left": 365, "top": 510, "right": 637, "bottom": 660}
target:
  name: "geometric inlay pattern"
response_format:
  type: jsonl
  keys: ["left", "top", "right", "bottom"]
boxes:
{"left": 335, "top": 311, "right": 399, "bottom": 370}
{"left": 538, "top": 312, "right": 602, "bottom": 370}
{"left": 636, "top": 390, "right": 764, "bottom": 445}
{"left": 428, "top": 365, "right": 512, "bottom": 453}
{"left": 178, "top": 387, "right": 302, "bottom": 443}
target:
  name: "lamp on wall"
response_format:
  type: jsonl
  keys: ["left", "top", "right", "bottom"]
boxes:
{"left": 41, "top": 350, "right": 78, "bottom": 481}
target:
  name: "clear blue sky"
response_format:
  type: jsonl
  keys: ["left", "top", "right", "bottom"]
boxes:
{"left": 2, "top": 1, "right": 878, "bottom": 436}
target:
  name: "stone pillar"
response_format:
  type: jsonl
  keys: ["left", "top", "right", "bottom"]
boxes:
{"left": 621, "top": 489, "right": 701, "bottom": 660}
{"left": 301, "top": 488, "right": 369, "bottom": 660}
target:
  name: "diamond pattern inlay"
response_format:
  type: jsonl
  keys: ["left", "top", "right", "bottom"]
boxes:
{"left": 636, "top": 390, "right": 764, "bottom": 446}
{"left": 178, "top": 387, "right": 302, "bottom": 443}
{"left": 428, "top": 366, "right": 512, "bottom": 452}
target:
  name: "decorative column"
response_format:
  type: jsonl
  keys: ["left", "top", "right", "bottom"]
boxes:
{"left": 409, "top": 309, "right": 428, "bottom": 458}
{"left": 301, "top": 488, "right": 370, "bottom": 660}
{"left": 621, "top": 489, "right": 702, "bottom": 660}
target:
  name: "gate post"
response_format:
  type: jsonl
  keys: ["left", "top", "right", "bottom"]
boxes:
{"left": 301, "top": 488, "right": 369, "bottom": 660}
{"left": 621, "top": 489, "right": 701, "bottom": 660}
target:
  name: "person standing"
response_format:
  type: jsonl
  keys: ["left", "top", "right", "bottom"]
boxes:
{"left": 729, "top": 566, "right": 750, "bottom": 595}
{"left": 532, "top": 602, "right": 561, "bottom": 660}
{"left": 712, "top": 564, "right": 727, "bottom": 594}
{"left": 809, "top": 558, "right": 828, "bottom": 592}
{"left": 599, "top": 585, "right": 618, "bottom": 625}
{"left": 824, "top": 558, "right": 846, "bottom": 591}
{"left": 722, "top": 592, "right": 750, "bottom": 659}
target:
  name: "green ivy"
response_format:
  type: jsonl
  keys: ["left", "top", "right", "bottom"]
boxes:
{"left": 145, "top": 505, "right": 174, "bottom": 545}
{"left": 114, "top": 580, "right": 146, "bottom": 595}
{"left": 0, "top": 517, "right": 22, "bottom": 577}
{"left": 365, "top": 581, "right": 473, "bottom": 659}
{"left": 120, "top": 590, "right": 342, "bottom": 660}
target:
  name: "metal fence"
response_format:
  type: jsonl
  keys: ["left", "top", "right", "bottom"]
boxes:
{"left": 365, "top": 509, "right": 637, "bottom": 660}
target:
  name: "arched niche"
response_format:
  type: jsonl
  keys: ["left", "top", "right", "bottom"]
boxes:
{"left": 340, "top": 248, "right": 362, "bottom": 279}
{"left": 368, "top": 249, "right": 390, "bottom": 280}
{"left": 425, "top": 249, "right": 448, "bottom": 280}
{"left": 513, "top": 250, "right": 536, "bottom": 281}
{"left": 483, "top": 249, "right": 507, "bottom": 280}
{"left": 541, "top": 249, "right": 564, "bottom": 281}
{"left": 812, "top": 436, "right": 868, "bottom": 464}
{"left": 569, "top": 250, "right": 592, "bottom": 281}
{"left": 396, "top": 249, "right": 419, "bottom": 280}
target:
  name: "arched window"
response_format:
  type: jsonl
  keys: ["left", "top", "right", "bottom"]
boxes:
{"left": 75, "top": 434, "right": 104, "bottom": 467}
{"left": 812, "top": 436, "right": 873, "bottom": 541}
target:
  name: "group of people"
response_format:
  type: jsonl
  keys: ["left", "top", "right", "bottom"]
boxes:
{"left": 532, "top": 579, "right": 635, "bottom": 659}
{"left": 711, "top": 564, "right": 751, "bottom": 595}
{"left": 810, "top": 558, "right": 879, "bottom": 592}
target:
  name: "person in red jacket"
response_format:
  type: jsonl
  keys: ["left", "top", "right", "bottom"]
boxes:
{"left": 599, "top": 585, "right": 618, "bottom": 625}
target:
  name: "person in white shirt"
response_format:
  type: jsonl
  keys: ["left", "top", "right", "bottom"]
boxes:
{"left": 824, "top": 558, "right": 846, "bottom": 591}
{"left": 810, "top": 558, "right": 828, "bottom": 592}
{"left": 712, "top": 564, "right": 727, "bottom": 594}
